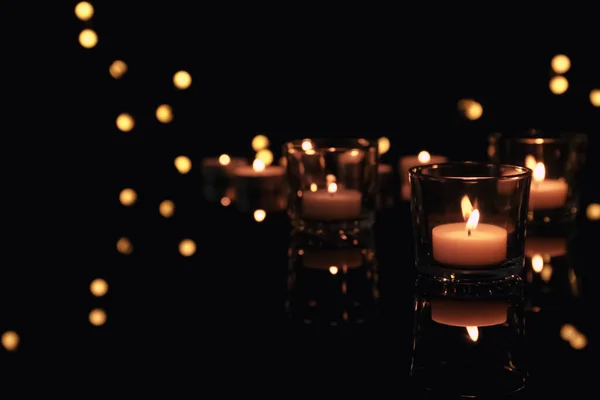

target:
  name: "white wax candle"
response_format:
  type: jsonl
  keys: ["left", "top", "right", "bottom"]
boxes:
{"left": 432, "top": 223, "right": 507, "bottom": 266}
{"left": 430, "top": 299, "right": 507, "bottom": 327}
{"left": 201, "top": 155, "right": 247, "bottom": 178}
{"left": 528, "top": 161, "right": 568, "bottom": 210}
{"left": 302, "top": 248, "right": 363, "bottom": 270}
{"left": 525, "top": 236, "right": 567, "bottom": 258}
{"left": 302, "top": 184, "right": 362, "bottom": 220}
{"left": 399, "top": 151, "right": 448, "bottom": 183}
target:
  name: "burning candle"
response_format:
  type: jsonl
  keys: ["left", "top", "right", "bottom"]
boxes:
{"left": 233, "top": 159, "right": 285, "bottom": 190}
{"left": 201, "top": 154, "right": 248, "bottom": 179}
{"left": 528, "top": 160, "right": 568, "bottom": 210}
{"left": 400, "top": 151, "right": 448, "bottom": 200}
{"left": 302, "top": 248, "right": 363, "bottom": 270}
{"left": 432, "top": 196, "right": 507, "bottom": 266}
{"left": 431, "top": 298, "right": 508, "bottom": 341}
{"left": 302, "top": 181, "right": 362, "bottom": 221}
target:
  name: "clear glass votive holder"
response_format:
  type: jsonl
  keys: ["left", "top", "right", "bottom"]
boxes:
{"left": 410, "top": 274, "right": 527, "bottom": 397}
{"left": 409, "top": 162, "right": 532, "bottom": 281}
{"left": 284, "top": 138, "right": 378, "bottom": 235}
{"left": 488, "top": 130, "right": 588, "bottom": 229}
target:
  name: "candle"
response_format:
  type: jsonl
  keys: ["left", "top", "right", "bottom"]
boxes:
{"left": 528, "top": 161, "right": 568, "bottom": 209}
{"left": 201, "top": 154, "right": 248, "bottom": 180}
{"left": 378, "top": 163, "right": 392, "bottom": 175}
{"left": 525, "top": 236, "right": 567, "bottom": 258}
{"left": 432, "top": 196, "right": 507, "bottom": 266}
{"left": 233, "top": 159, "right": 285, "bottom": 190}
{"left": 431, "top": 298, "right": 507, "bottom": 327}
{"left": 399, "top": 151, "right": 448, "bottom": 183}
{"left": 302, "top": 181, "right": 362, "bottom": 220}
{"left": 302, "top": 248, "right": 363, "bottom": 270}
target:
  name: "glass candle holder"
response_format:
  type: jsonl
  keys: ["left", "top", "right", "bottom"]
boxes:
{"left": 232, "top": 158, "right": 286, "bottom": 201}
{"left": 409, "top": 162, "right": 532, "bottom": 281}
{"left": 488, "top": 130, "right": 588, "bottom": 229}
{"left": 201, "top": 154, "right": 248, "bottom": 185}
{"left": 410, "top": 275, "right": 527, "bottom": 397}
{"left": 284, "top": 138, "right": 378, "bottom": 234}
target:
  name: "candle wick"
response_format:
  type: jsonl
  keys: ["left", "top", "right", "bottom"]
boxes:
{"left": 468, "top": 229, "right": 471, "bottom": 237}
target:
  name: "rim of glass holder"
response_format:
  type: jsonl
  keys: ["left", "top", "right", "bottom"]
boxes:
{"left": 489, "top": 129, "right": 588, "bottom": 145}
{"left": 283, "top": 138, "right": 377, "bottom": 154}
{"left": 409, "top": 161, "right": 532, "bottom": 183}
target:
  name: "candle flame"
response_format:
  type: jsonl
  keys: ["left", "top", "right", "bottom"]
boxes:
{"left": 525, "top": 155, "right": 536, "bottom": 171}
{"left": 327, "top": 182, "right": 338, "bottom": 193}
{"left": 531, "top": 254, "right": 544, "bottom": 273}
{"left": 461, "top": 195, "right": 474, "bottom": 221}
{"left": 533, "top": 162, "right": 545, "bottom": 182}
{"left": 417, "top": 151, "right": 431, "bottom": 164}
{"left": 310, "top": 183, "right": 317, "bottom": 192}
{"left": 301, "top": 140, "right": 313, "bottom": 151}
{"left": 350, "top": 149, "right": 360, "bottom": 156}
{"left": 218, "top": 154, "right": 231, "bottom": 166}
{"left": 466, "top": 326, "right": 479, "bottom": 342}
{"left": 466, "top": 209, "right": 480, "bottom": 232}
{"left": 252, "top": 158, "right": 265, "bottom": 172}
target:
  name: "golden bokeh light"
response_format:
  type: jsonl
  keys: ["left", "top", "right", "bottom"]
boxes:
{"left": 78, "top": 29, "right": 98, "bottom": 49}
{"left": 586, "top": 203, "right": 600, "bottom": 220}
{"left": 179, "top": 239, "right": 196, "bottom": 256}
{"left": 89, "top": 308, "right": 107, "bottom": 326}
{"left": 252, "top": 135, "right": 270, "bottom": 151}
{"left": 378, "top": 137, "right": 390, "bottom": 155}
{"left": 116, "top": 113, "right": 135, "bottom": 132}
{"left": 329, "top": 266, "right": 339, "bottom": 275}
{"left": 301, "top": 140, "right": 313, "bottom": 151}
{"left": 254, "top": 209, "right": 266, "bottom": 222}
{"left": 116, "top": 237, "right": 133, "bottom": 255}
{"left": 458, "top": 99, "right": 483, "bottom": 120}
{"left": 560, "top": 324, "right": 576, "bottom": 341}
{"left": 570, "top": 333, "right": 588, "bottom": 350}
{"left": 531, "top": 254, "right": 544, "bottom": 273}
{"left": 256, "top": 149, "right": 274, "bottom": 166}
{"left": 159, "top": 200, "right": 175, "bottom": 218}
{"left": 219, "top": 154, "right": 231, "bottom": 165}
{"left": 590, "top": 89, "right": 600, "bottom": 107}
{"left": 221, "top": 197, "right": 231, "bottom": 207}
{"left": 174, "top": 156, "right": 192, "bottom": 174}
{"left": 549, "top": 75, "right": 569, "bottom": 95}
{"left": 75, "top": 2, "right": 94, "bottom": 21}
{"left": 119, "top": 188, "right": 137, "bottom": 206}
{"left": 109, "top": 60, "right": 128, "bottom": 79}
{"left": 551, "top": 54, "right": 571, "bottom": 74}
{"left": 1, "top": 331, "right": 19, "bottom": 352}
{"left": 173, "top": 70, "right": 192, "bottom": 90}
{"left": 156, "top": 104, "right": 173, "bottom": 123}
{"left": 90, "top": 278, "right": 108, "bottom": 297}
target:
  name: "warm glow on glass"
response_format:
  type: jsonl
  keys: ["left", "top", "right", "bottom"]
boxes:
{"left": 79, "top": 29, "right": 98, "bottom": 49}
{"left": 551, "top": 54, "right": 571, "bottom": 74}
{"left": 174, "top": 156, "right": 192, "bottom": 174}
{"left": 586, "top": 203, "right": 600, "bottom": 220}
{"left": 301, "top": 140, "right": 313, "bottom": 151}
{"left": 159, "top": 200, "right": 175, "bottom": 218}
{"left": 256, "top": 149, "right": 274, "bottom": 166}
{"left": 252, "top": 159, "right": 265, "bottom": 172}
{"left": 218, "top": 154, "right": 230, "bottom": 165}
{"left": 465, "top": 210, "right": 480, "bottom": 232}
{"left": 89, "top": 308, "right": 106, "bottom": 326}
{"left": 116, "top": 237, "right": 133, "bottom": 255}
{"left": 590, "top": 89, "right": 600, "bottom": 107}
{"left": 549, "top": 75, "right": 569, "bottom": 95}
{"left": 466, "top": 326, "right": 479, "bottom": 342}
{"left": 327, "top": 182, "right": 338, "bottom": 193}
{"left": 220, "top": 197, "right": 231, "bottom": 206}
{"left": 116, "top": 113, "right": 134, "bottom": 132}
{"left": 109, "top": 60, "right": 128, "bottom": 79}
{"left": 531, "top": 254, "right": 544, "bottom": 273}
{"left": 75, "top": 2, "right": 94, "bottom": 20}
{"left": 179, "top": 239, "right": 196, "bottom": 256}
{"left": 173, "top": 70, "right": 191, "bottom": 89}
{"left": 417, "top": 151, "right": 430, "bottom": 163}
{"left": 254, "top": 209, "right": 266, "bottom": 222}
{"left": 156, "top": 104, "right": 173, "bottom": 123}
{"left": 119, "top": 188, "right": 137, "bottom": 206}
{"left": 251, "top": 135, "right": 269, "bottom": 151}
{"left": 90, "top": 278, "right": 108, "bottom": 297}
{"left": 329, "top": 266, "right": 339, "bottom": 275}
{"left": 378, "top": 137, "right": 390, "bottom": 155}
{"left": 533, "top": 162, "right": 545, "bottom": 182}
{"left": 1, "top": 331, "right": 19, "bottom": 351}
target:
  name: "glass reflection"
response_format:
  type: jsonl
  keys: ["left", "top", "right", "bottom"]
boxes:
{"left": 285, "top": 229, "right": 379, "bottom": 335}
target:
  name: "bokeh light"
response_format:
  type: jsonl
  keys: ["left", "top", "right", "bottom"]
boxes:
{"left": 116, "top": 113, "right": 135, "bottom": 132}
{"left": 254, "top": 209, "right": 266, "bottom": 222}
{"left": 78, "top": 29, "right": 98, "bottom": 49}
{"left": 116, "top": 237, "right": 133, "bottom": 255}
{"left": 179, "top": 239, "right": 196, "bottom": 256}
{"left": 252, "top": 135, "right": 269, "bottom": 151}
{"left": 221, "top": 197, "right": 231, "bottom": 207}
{"left": 590, "top": 89, "right": 600, "bottom": 107}
{"left": 218, "top": 154, "right": 230, "bottom": 165}
{"left": 378, "top": 137, "right": 390, "bottom": 155}
{"left": 90, "top": 278, "right": 108, "bottom": 297}
{"left": 1, "top": 331, "right": 19, "bottom": 352}
{"left": 119, "top": 188, "right": 137, "bottom": 206}
{"left": 174, "top": 156, "right": 192, "bottom": 174}
{"left": 549, "top": 76, "right": 569, "bottom": 95}
{"left": 109, "top": 60, "right": 128, "bottom": 79}
{"left": 329, "top": 266, "right": 338, "bottom": 275}
{"left": 256, "top": 149, "right": 274, "bottom": 166}
{"left": 458, "top": 99, "right": 483, "bottom": 120}
{"left": 551, "top": 54, "right": 571, "bottom": 74}
{"left": 156, "top": 104, "right": 173, "bottom": 123}
{"left": 159, "top": 200, "right": 175, "bottom": 218}
{"left": 89, "top": 308, "right": 107, "bottom": 326}
{"left": 173, "top": 71, "right": 192, "bottom": 90}
{"left": 74, "top": 2, "right": 94, "bottom": 21}
{"left": 586, "top": 203, "right": 600, "bottom": 220}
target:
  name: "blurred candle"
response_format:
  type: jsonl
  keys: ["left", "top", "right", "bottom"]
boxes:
{"left": 400, "top": 151, "right": 448, "bottom": 200}
{"left": 529, "top": 161, "right": 568, "bottom": 210}
{"left": 302, "top": 182, "right": 362, "bottom": 220}
{"left": 202, "top": 154, "right": 247, "bottom": 180}
{"left": 431, "top": 298, "right": 508, "bottom": 327}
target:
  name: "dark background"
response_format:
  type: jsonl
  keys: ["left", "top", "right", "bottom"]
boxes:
{"left": 2, "top": 2, "right": 599, "bottom": 396}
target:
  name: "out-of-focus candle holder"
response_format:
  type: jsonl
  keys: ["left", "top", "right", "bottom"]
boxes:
{"left": 201, "top": 154, "right": 248, "bottom": 185}
{"left": 410, "top": 274, "right": 527, "bottom": 397}
{"left": 203, "top": 184, "right": 236, "bottom": 204}
{"left": 236, "top": 190, "right": 288, "bottom": 214}
{"left": 399, "top": 150, "right": 449, "bottom": 201}
{"left": 409, "top": 162, "right": 531, "bottom": 281}
{"left": 284, "top": 138, "right": 378, "bottom": 236}
{"left": 285, "top": 229, "right": 379, "bottom": 336}
{"left": 233, "top": 158, "right": 286, "bottom": 200}
{"left": 377, "top": 163, "right": 395, "bottom": 210}
{"left": 489, "top": 130, "right": 588, "bottom": 231}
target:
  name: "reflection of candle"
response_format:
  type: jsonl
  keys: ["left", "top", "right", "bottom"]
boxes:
{"left": 302, "top": 248, "right": 363, "bottom": 270}
{"left": 432, "top": 196, "right": 507, "bottom": 266}
{"left": 529, "top": 161, "right": 568, "bottom": 209}
{"left": 202, "top": 154, "right": 248, "bottom": 179}
{"left": 302, "top": 181, "right": 362, "bottom": 220}
{"left": 431, "top": 298, "right": 507, "bottom": 327}
{"left": 399, "top": 151, "right": 448, "bottom": 183}
{"left": 525, "top": 236, "right": 567, "bottom": 258}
